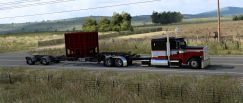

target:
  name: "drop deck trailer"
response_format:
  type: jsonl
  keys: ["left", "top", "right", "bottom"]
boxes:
{"left": 26, "top": 32, "right": 210, "bottom": 69}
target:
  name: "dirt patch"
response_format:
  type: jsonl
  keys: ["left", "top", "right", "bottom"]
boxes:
{"left": 114, "top": 31, "right": 173, "bottom": 40}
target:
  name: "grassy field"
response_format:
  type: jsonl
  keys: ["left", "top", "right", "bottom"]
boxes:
{"left": 1, "top": 20, "right": 243, "bottom": 55}
{"left": 0, "top": 67, "right": 242, "bottom": 103}
{"left": 1, "top": 19, "right": 243, "bottom": 103}
{"left": 0, "top": 32, "right": 65, "bottom": 53}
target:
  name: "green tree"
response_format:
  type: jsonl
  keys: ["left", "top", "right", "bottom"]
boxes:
{"left": 111, "top": 12, "right": 123, "bottom": 31}
{"left": 151, "top": 11, "right": 159, "bottom": 24}
{"left": 82, "top": 17, "right": 98, "bottom": 32}
{"left": 110, "top": 12, "right": 133, "bottom": 32}
{"left": 151, "top": 11, "right": 183, "bottom": 24}
{"left": 121, "top": 21, "right": 130, "bottom": 31}
{"left": 98, "top": 17, "right": 111, "bottom": 32}
{"left": 121, "top": 12, "right": 132, "bottom": 21}
{"left": 233, "top": 16, "right": 238, "bottom": 21}
{"left": 240, "top": 15, "right": 243, "bottom": 20}
{"left": 121, "top": 12, "right": 133, "bottom": 31}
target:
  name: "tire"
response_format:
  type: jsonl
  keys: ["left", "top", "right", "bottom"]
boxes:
{"left": 26, "top": 58, "right": 35, "bottom": 65}
{"left": 54, "top": 60, "right": 60, "bottom": 63}
{"left": 41, "top": 58, "right": 50, "bottom": 65}
{"left": 115, "top": 58, "right": 123, "bottom": 67}
{"left": 104, "top": 58, "right": 113, "bottom": 67}
{"left": 189, "top": 58, "right": 201, "bottom": 69}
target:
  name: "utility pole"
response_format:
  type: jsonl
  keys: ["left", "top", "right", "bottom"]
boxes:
{"left": 217, "top": 0, "right": 221, "bottom": 42}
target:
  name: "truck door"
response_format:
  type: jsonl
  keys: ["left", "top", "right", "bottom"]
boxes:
{"left": 151, "top": 39, "right": 169, "bottom": 66}
{"left": 169, "top": 40, "right": 180, "bottom": 60}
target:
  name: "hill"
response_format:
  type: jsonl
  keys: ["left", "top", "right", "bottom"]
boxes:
{"left": 185, "top": 7, "right": 243, "bottom": 18}
{"left": 1, "top": 6, "right": 243, "bottom": 34}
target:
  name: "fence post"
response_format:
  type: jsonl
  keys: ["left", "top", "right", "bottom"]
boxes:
{"left": 96, "top": 79, "right": 100, "bottom": 87}
{"left": 47, "top": 74, "right": 50, "bottom": 83}
{"left": 112, "top": 80, "right": 115, "bottom": 88}
{"left": 34, "top": 75, "right": 37, "bottom": 83}
{"left": 181, "top": 85, "right": 184, "bottom": 102}
{"left": 96, "top": 79, "right": 101, "bottom": 93}
{"left": 137, "top": 83, "right": 140, "bottom": 96}
{"left": 213, "top": 88, "right": 216, "bottom": 103}
{"left": 160, "top": 82, "right": 163, "bottom": 98}
{"left": 8, "top": 74, "right": 12, "bottom": 84}
{"left": 217, "top": 92, "right": 221, "bottom": 103}
{"left": 60, "top": 76, "right": 63, "bottom": 88}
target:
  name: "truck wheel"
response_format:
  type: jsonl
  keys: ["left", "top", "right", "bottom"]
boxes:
{"left": 26, "top": 58, "right": 35, "bottom": 65}
{"left": 41, "top": 58, "right": 50, "bottom": 65}
{"left": 104, "top": 58, "right": 113, "bottom": 67}
{"left": 115, "top": 58, "right": 123, "bottom": 67}
{"left": 189, "top": 58, "right": 201, "bottom": 69}
{"left": 54, "top": 60, "right": 60, "bottom": 63}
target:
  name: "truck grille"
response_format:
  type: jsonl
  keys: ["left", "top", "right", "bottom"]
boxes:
{"left": 203, "top": 46, "right": 209, "bottom": 60}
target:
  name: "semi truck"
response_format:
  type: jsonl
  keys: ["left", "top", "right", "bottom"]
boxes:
{"left": 25, "top": 32, "right": 210, "bottom": 69}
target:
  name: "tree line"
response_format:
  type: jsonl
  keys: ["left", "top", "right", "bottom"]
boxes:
{"left": 82, "top": 12, "right": 133, "bottom": 32}
{"left": 233, "top": 15, "right": 243, "bottom": 21}
{"left": 82, "top": 11, "right": 183, "bottom": 32}
{"left": 151, "top": 11, "right": 183, "bottom": 24}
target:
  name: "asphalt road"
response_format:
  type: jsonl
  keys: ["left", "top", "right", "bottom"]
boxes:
{"left": 1, "top": 52, "right": 243, "bottom": 76}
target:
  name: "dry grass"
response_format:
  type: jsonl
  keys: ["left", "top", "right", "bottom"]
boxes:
{"left": 115, "top": 31, "right": 169, "bottom": 39}
{"left": 2, "top": 20, "right": 243, "bottom": 55}
{"left": 163, "top": 20, "right": 243, "bottom": 38}
{"left": 0, "top": 32, "right": 65, "bottom": 53}
{"left": 0, "top": 67, "right": 242, "bottom": 103}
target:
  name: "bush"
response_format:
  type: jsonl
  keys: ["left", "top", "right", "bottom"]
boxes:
{"left": 82, "top": 17, "right": 98, "bottom": 32}
{"left": 232, "top": 15, "right": 243, "bottom": 21}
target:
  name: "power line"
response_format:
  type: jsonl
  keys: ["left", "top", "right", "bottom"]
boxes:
{"left": 0, "top": 0, "right": 75, "bottom": 10}
{"left": 0, "top": 0, "right": 40, "bottom": 6}
{"left": 0, "top": 0, "right": 161, "bottom": 19}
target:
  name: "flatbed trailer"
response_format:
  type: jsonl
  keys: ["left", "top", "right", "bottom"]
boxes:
{"left": 26, "top": 52, "right": 150, "bottom": 67}
{"left": 26, "top": 32, "right": 210, "bottom": 69}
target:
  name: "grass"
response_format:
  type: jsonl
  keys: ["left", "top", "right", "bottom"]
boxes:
{"left": 0, "top": 67, "right": 242, "bottom": 103}
{"left": 0, "top": 32, "right": 65, "bottom": 53}
{"left": 2, "top": 20, "right": 243, "bottom": 55}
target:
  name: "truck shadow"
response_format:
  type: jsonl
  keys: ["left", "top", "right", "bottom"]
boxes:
{"left": 151, "top": 65, "right": 234, "bottom": 70}
{"left": 203, "top": 65, "right": 234, "bottom": 70}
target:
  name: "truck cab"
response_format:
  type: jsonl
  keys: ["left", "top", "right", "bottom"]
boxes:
{"left": 150, "top": 37, "right": 210, "bottom": 69}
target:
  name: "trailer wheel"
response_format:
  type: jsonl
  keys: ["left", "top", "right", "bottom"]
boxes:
{"left": 104, "top": 58, "right": 113, "bottom": 67}
{"left": 189, "top": 58, "right": 201, "bottom": 69}
{"left": 41, "top": 58, "right": 50, "bottom": 65}
{"left": 26, "top": 58, "right": 35, "bottom": 65}
{"left": 115, "top": 58, "right": 123, "bottom": 67}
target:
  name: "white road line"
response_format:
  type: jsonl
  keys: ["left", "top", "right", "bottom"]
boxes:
{"left": 0, "top": 59, "right": 25, "bottom": 62}
{"left": 210, "top": 56, "right": 243, "bottom": 59}
{"left": 1, "top": 65, "right": 243, "bottom": 76}
{"left": 212, "top": 63, "right": 243, "bottom": 66}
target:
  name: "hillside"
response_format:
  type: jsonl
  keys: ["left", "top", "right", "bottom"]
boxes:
{"left": 1, "top": 6, "right": 243, "bottom": 34}
{"left": 185, "top": 7, "right": 243, "bottom": 18}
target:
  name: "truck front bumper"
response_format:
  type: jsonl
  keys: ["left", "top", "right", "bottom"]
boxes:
{"left": 201, "top": 58, "right": 210, "bottom": 69}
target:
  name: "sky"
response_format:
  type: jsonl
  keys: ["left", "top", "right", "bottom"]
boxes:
{"left": 0, "top": 0, "right": 243, "bottom": 24}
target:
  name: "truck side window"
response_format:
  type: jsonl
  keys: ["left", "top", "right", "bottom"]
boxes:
{"left": 180, "top": 41, "right": 186, "bottom": 49}
{"left": 170, "top": 41, "right": 177, "bottom": 49}
{"left": 152, "top": 41, "right": 166, "bottom": 50}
